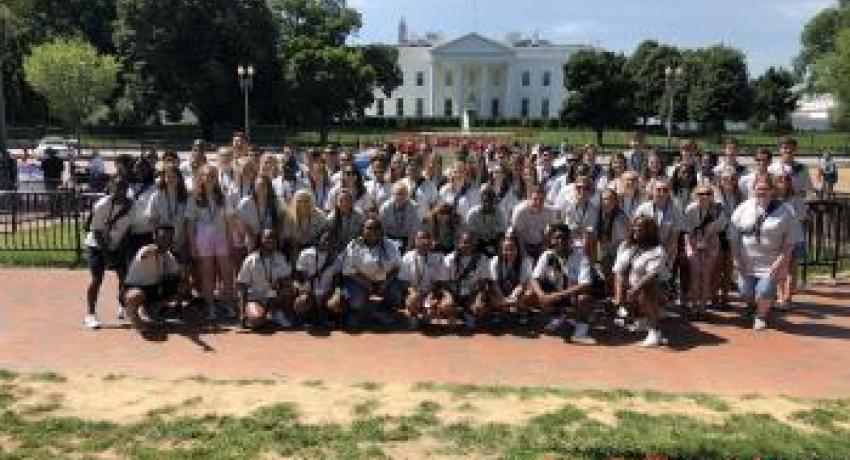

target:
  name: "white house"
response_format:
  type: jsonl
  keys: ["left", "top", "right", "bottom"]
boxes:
{"left": 791, "top": 93, "right": 835, "bottom": 131}
{"left": 364, "top": 20, "right": 587, "bottom": 120}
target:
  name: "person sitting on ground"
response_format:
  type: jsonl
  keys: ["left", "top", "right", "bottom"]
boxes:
{"left": 84, "top": 178, "right": 134, "bottom": 330}
{"left": 236, "top": 229, "right": 295, "bottom": 329}
{"left": 442, "top": 231, "right": 490, "bottom": 330}
{"left": 465, "top": 184, "right": 506, "bottom": 257}
{"left": 399, "top": 229, "right": 449, "bottom": 330}
{"left": 531, "top": 224, "right": 595, "bottom": 342}
{"left": 123, "top": 225, "right": 184, "bottom": 331}
{"left": 485, "top": 234, "right": 536, "bottom": 325}
{"left": 295, "top": 228, "right": 343, "bottom": 330}
{"left": 612, "top": 215, "right": 669, "bottom": 347}
{"left": 340, "top": 217, "right": 404, "bottom": 329}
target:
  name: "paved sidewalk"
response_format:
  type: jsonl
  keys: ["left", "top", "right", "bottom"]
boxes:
{"left": 1, "top": 268, "right": 848, "bottom": 397}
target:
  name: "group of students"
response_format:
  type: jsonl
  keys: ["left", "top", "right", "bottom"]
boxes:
{"left": 83, "top": 132, "right": 810, "bottom": 347}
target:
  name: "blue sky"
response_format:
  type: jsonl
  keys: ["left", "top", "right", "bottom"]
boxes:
{"left": 347, "top": 0, "right": 834, "bottom": 75}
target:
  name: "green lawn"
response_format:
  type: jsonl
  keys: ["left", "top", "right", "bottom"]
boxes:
{"left": 0, "top": 221, "right": 83, "bottom": 267}
{"left": 1, "top": 370, "right": 849, "bottom": 459}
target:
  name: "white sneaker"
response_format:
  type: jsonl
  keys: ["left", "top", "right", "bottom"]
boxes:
{"left": 83, "top": 314, "right": 101, "bottom": 330}
{"left": 116, "top": 306, "right": 126, "bottom": 321}
{"left": 571, "top": 322, "right": 590, "bottom": 342}
{"left": 753, "top": 317, "right": 767, "bottom": 331}
{"left": 273, "top": 310, "right": 292, "bottom": 328}
{"left": 544, "top": 316, "right": 566, "bottom": 333}
{"left": 640, "top": 329, "right": 662, "bottom": 347}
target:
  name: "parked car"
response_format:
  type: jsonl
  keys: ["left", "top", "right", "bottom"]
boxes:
{"left": 34, "top": 136, "right": 77, "bottom": 160}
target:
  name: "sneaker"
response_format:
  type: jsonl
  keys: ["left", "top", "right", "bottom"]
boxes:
{"left": 83, "top": 314, "right": 101, "bottom": 330}
{"left": 463, "top": 312, "right": 476, "bottom": 330}
{"left": 616, "top": 306, "right": 629, "bottom": 318}
{"left": 116, "top": 305, "right": 126, "bottom": 321}
{"left": 640, "top": 329, "right": 662, "bottom": 347}
{"left": 543, "top": 316, "right": 566, "bottom": 333}
{"left": 753, "top": 316, "right": 767, "bottom": 331}
{"left": 273, "top": 310, "right": 293, "bottom": 328}
{"left": 571, "top": 322, "right": 590, "bottom": 342}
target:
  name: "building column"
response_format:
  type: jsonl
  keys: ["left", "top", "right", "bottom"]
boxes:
{"left": 455, "top": 62, "right": 464, "bottom": 118}
{"left": 480, "top": 63, "right": 490, "bottom": 119}
{"left": 504, "top": 62, "right": 515, "bottom": 118}
{"left": 429, "top": 61, "right": 437, "bottom": 117}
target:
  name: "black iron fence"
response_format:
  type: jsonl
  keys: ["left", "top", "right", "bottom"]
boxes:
{"left": 0, "top": 190, "right": 103, "bottom": 266}
{"left": 802, "top": 194, "right": 850, "bottom": 283}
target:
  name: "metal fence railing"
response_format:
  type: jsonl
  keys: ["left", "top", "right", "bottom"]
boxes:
{"left": 802, "top": 194, "right": 850, "bottom": 284}
{"left": 0, "top": 190, "right": 104, "bottom": 266}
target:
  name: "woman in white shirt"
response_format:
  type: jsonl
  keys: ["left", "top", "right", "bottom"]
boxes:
{"left": 614, "top": 171, "right": 643, "bottom": 218}
{"left": 235, "top": 176, "right": 284, "bottom": 253}
{"left": 364, "top": 156, "right": 392, "bottom": 215}
{"left": 295, "top": 228, "right": 343, "bottom": 330}
{"left": 729, "top": 175, "right": 799, "bottom": 330}
{"left": 486, "top": 234, "right": 536, "bottom": 325}
{"left": 612, "top": 215, "right": 669, "bottom": 347}
{"left": 287, "top": 190, "right": 327, "bottom": 257}
{"left": 326, "top": 187, "right": 364, "bottom": 250}
{"left": 439, "top": 165, "right": 480, "bottom": 221}
{"left": 442, "top": 231, "right": 490, "bottom": 330}
{"left": 185, "top": 164, "right": 234, "bottom": 321}
{"left": 147, "top": 165, "right": 189, "bottom": 262}
{"left": 327, "top": 165, "right": 371, "bottom": 214}
{"left": 341, "top": 217, "right": 404, "bottom": 329}
{"left": 716, "top": 167, "right": 743, "bottom": 309}
{"left": 236, "top": 229, "right": 294, "bottom": 330}
{"left": 596, "top": 188, "right": 631, "bottom": 290}
{"left": 683, "top": 183, "right": 726, "bottom": 313}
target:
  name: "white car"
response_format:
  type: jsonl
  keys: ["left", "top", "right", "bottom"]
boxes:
{"left": 34, "top": 136, "right": 77, "bottom": 160}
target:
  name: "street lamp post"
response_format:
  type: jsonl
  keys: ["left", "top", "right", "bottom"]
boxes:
{"left": 237, "top": 64, "right": 255, "bottom": 141}
{"left": 664, "top": 65, "right": 683, "bottom": 149}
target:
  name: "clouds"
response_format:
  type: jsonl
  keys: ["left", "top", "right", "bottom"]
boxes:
{"left": 774, "top": 0, "right": 834, "bottom": 19}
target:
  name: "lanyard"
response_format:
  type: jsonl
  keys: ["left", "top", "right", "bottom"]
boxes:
{"left": 262, "top": 255, "right": 274, "bottom": 287}
{"left": 651, "top": 200, "right": 669, "bottom": 225}
{"left": 394, "top": 203, "right": 406, "bottom": 230}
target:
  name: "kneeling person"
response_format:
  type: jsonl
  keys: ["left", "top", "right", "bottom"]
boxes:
{"left": 532, "top": 224, "right": 595, "bottom": 342}
{"left": 399, "top": 230, "right": 449, "bottom": 329}
{"left": 295, "top": 229, "right": 343, "bottom": 329}
{"left": 236, "top": 229, "right": 295, "bottom": 329}
{"left": 486, "top": 235, "right": 536, "bottom": 325}
{"left": 123, "top": 225, "right": 183, "bottom": 331}
{"left": 443, "top": 232, "right": 490, "bottom": 330}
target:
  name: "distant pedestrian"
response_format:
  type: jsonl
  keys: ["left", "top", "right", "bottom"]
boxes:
{"left": 818, "top": 151, "right": 838, "bottom": 199}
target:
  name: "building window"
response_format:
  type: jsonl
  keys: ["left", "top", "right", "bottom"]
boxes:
{"left": 416, "top": 98, "right": 424, "bottom": 117}
{"left": 396, "top": 98, "right": 404, "bottom": 117}
{"left": 445, "top": 70, "right": 453, "bottom": 87}
{"left": 542, "top": 70, "right": 551, "bottom": 87}
{"left": 541, "top": 98, "right": 550, "bottom": 118}
{"left": 521, "top": 71, "right": 530, "bottom": 87}
{"left": 377, "top": 99, "right": 384, "bottom": 117}
{"left": 416, "top": 71, "right": 424, "bottom": 87}
{"left": 521, "top": 98, "right": 530, "bottom": 118}
{"left": 444, "top": 98, "right": 453, "bottom": 117}
{"left": 491, "top": 98, "right": 500, "bottom": 118}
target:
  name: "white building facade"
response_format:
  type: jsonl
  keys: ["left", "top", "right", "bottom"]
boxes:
{"left": 365, "top": 25, "right": 586, "bottom": 120}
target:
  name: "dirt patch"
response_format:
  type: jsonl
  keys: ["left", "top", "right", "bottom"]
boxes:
{"left": 4, "top": 373, "right": 826, "bottom": 432}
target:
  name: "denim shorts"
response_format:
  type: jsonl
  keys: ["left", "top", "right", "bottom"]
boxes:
{"left": 737, "top": 275, "right": 778, "bottom": 301}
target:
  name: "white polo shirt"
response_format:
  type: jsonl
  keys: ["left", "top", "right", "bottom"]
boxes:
{"left": 342, "top": 238, "right": 401, "bottom": 282}
{"left": 443, "top": 252, "right": 490, "bottom": 296}
{"left": 125, "top": 245, "right": 181, "bottom": 286}
{"left": 296, "top": 247, "right": 341, "bottom": 297}
{"left": 533, "top": 249, "right": 592, "bottom": 291}
{"left": 85, "top": 195, "right": 133, "bottom": 251}
{"left": 510, "top": 201, "right": 557, "bottom": 247}
{"left": 236, "top": 251, "right": 292, "bottom": 300}
{"left": 730, "top": 198, "right": 799, "bottom": 277}
{"left": 612, "top": 243, "right": 668, "bottom": 287}
{"left": 398, "top": 250, "right": 445, "bottom": 294}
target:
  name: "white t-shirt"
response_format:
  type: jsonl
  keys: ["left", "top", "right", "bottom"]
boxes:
{"left": 236, "top": 251, "right": 292, "bottom": 300}
{"left": 443, "top": 252, "right": 490, "bottom": 296}
{"left": 125, "top": 245, "right": 181, "bottom": 286}
{"left": 634, "top": 199, "right": 683, "bottom": 245}
{"left": 398, "top": 250, "right": 445, "bottom": 294}
{"left": 378, "top": 199, "right": 420, "bottom": 240}
{"left": 562, "top": 198, "right": 599, "bottom": 248}
{"left": 343, "top": 238, "right": 401, "bottom": 282}
{"left": 296, "top": 247, "right": 341, "bottom": 297}
{"left": 129, "top": 185, "right": 156, "bottom": 234}
{"left": 147, "top": 189, "right": 188, "bottom": 248}
{"left": 510, "top": 201, "right": 557, "bottom": 246}
{"left": 532, "top": 249, "right": 592, "bottom": 290}
{"left": 489, "top": 256, "right": 533, "bottom": 294}
{"left": 683, "top": 202, "right": 726, "bottom": 251}
{"left": 85, "top": 195, "right": 133, "bottom": 250}
{"left": 465, "top": 205, "right": 506, "bottom": 243}
{"left": 439, "top": 183, "right": 480, "bottom": 220}
{"left": 730, "top": 198, "right": 799, "bottom": 277}
{"left": 402, "top": 177, "right": 439, "bottom": 220}
{"left": 612, "top": 243, "right": 668, "bottom": 287}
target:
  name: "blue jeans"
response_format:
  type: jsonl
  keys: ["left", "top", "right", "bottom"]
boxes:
{"left": 341, "top": 276, "right": 406, "bottom": 313}
{"left": 737, "top": 275, "right": 778, "bottom": 302}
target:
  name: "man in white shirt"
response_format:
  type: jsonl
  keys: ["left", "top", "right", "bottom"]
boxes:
{"left": 511, "top": 186, "right": 556, "bottom": 260}
{"left": 442, "top": 232, "right": 490, "bottom": 330}
{"left": 624, "top": 132, "right": 648, "bottom": 175}
{"left": 123, "top": 225, "right": 184, "bottom": 332}
{"left": 400, "top": 158, "right": 439, "bottom": 221}
{"left": 236, "top": 229, "right": 294, "bottom": 329}
{"left": 713, "top": 138, "right": 747, "bottom": 181}
{"left": 560, "top": 176, "right": 599, "bottom": 257}
{"left": 295, "top": 229, "right": 343, "bottom": 329}
{"left": 739, "top": 148, "right": 772, "bottom": 200}
{"left": 378, "top": 182, "right": 419, "bottom": 250}
{"left": 399, "top": 230, "right": 448, "bottom": 329}
{"left": 465, "top": 185, "right": 506, "bottom": 257}
{"left": 531, "top": 223, "right": 595, "bottom": 342}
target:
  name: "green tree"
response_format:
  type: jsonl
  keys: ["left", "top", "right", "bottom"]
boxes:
{"left": 794, "top": 1, "right": 850, "bottom": 86}
{"left": 815, "top": 28, "right": 850, "bottom": 127}
{"left": 627, "top": 40, "right": 681, "bottom": 125}
{"left": 114, "top": 0, "right": 282, "bottom": 134}
{"left": 686, "top": 45, "right": 750, "bottom": 134}
{"left": 23, "top": 37, "right": 118, "bottom": 133}
{"left": 750, "top": 67, "right": 798, "bottom": 131}
{"left": 271, "top": 0, "right": 388, "bottom": 140}
{"left": 561, "top": 50, "right": 635, "bottom": 146}
{"left": 360, "top": 44, "right": 402, "bottom": 98}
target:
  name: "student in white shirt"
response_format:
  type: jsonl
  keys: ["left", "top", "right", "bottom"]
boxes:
{"left": 532, "top": 224, "right": 595, "bottom": 342}
{"left": 612, "top": 215, "right": 669, "bottom": 347}
{"left": 326, "top": 187, "right": 365, "bottom": 250}
{"left": 739, "top": 148, "right": 772, "bottom": 200}
{"left": 399, "top": 230, "right": 449, "bottom": 329}
{"left": 298, "top": 151, "right": 332, "bottom": 211}
{"left": 84, "top": 179, "right": 134, "bottom": 330}
{"left": 295, "top": 229, "right": 343, "bottom": 330}
{"left": 364, "top": 156, "right": 392, "bottom": 214}
{"left": 327, "top": 166, "right": 371, "bottom": 214}
{"left": 683, "top": 183, "right": 726, "bottom": 313}
{"left": 287, "top": 190, "right": 327, "bottom": 256}
{"left": 442, "top": 232, "right": 490, "bottom": 330}
{"left": 401, "top": 158, "right": 439, "bottom": 221}
{"left": 147, "top": 165, "right": 189, "bottom": 261}
{"left": 235, "top": 176, "right": 284, "bottom": 252}
{"left": 614, "top": 171, "right": 644, "bottom": 218}
{"left": 561, "top": 175, "right": 599, "bottom": 258}
{"left": 485, "top": 234, "right": 536, "bottom": 325}
{"left": 127, "top": 156, "right": 157, "bottom": 261}
{"left": 123, "top": 225, "right": 184, "bottom": 332}
{"left": 341, "top": 217, "right": 404, "bottom": 329}
{"left": 596, "top": 188, "right": 631, "bottom": 288}
{"left": 378, "top": 182, "right": 419, "bottom": 250}
{"left": 439, "top": 165, "right": 480, "bottom": 220}
{"left": 236, "top": 228, "right": 295, "bottom": 329}
{"left": 511, "top": 185, "right": 556, "bottom": 260}
{"left": 465, "top": 185, "right": 506, "bottom": 257}
{"left": 634, "top": 178, "right": 683, "bottom": 281}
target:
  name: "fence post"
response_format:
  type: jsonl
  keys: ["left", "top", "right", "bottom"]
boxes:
{"left": 72, "top": 189, "right": 82, "bottom": 268}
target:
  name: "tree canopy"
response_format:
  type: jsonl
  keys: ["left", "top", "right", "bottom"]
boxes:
{"left": 750, "top": 67, "right": 798, "bottom": 131}
{"left": 23, "top": 37, "right": 118, "bottom": 127}
{"left": 686, "top": 45, "right": 750, "bottom": 134}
